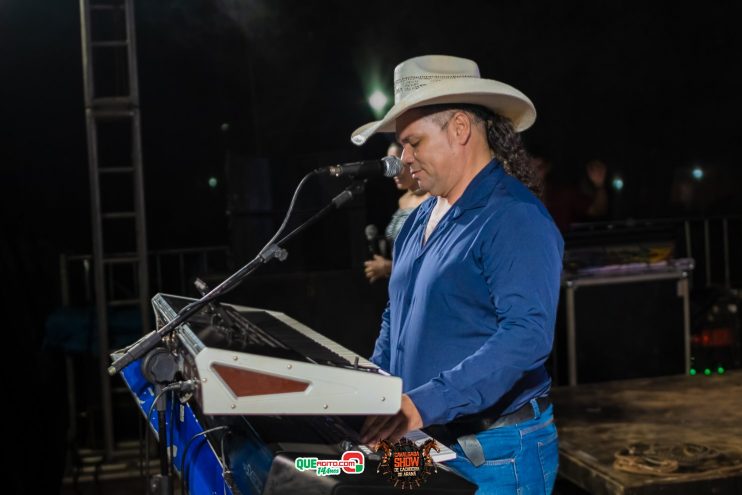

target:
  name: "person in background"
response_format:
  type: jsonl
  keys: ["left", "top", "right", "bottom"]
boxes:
{"left": 533, "top": 153, "right": 609, "bottom": 232}
{"left": 351, "top": 54, "right": 563, "bottom": 494}
{"left": 363, "top": 142, "right": 430, "bottom": 283}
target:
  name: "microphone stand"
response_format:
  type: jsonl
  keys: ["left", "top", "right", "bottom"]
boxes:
{"left": 108, "top": 180, "right": 366, "bottom": 376}
{"left": 141, "top": 348, "right": 177, "bottom": 495}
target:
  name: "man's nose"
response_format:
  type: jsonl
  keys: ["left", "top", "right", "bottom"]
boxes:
{"left": 401, "top": 146, "right": 414, "bottom": 164}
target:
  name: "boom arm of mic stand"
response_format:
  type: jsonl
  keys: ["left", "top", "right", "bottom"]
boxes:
{"left": 107, "top": 181, "right": 366, "bottom": 376}
{"left": 108, "top": 254, "right": 266, "bottom": 375}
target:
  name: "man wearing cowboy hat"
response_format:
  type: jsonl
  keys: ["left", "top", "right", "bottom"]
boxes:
{"left": 357, "top": 55, "right": 563, "bottom": 494}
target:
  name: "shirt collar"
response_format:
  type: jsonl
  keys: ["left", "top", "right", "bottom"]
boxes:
{"left": 415, "top": 159, "right": 505, "bottom": 220}
{"left": 450, "top": 159, "right": 504, "bottom": 218}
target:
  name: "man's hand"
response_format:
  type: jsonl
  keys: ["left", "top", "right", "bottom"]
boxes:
{"left": 364, "top": 255, "right": 392, "bottom": 283}
{"left": 360, "top": 394, "right": 423, "bottom": 444}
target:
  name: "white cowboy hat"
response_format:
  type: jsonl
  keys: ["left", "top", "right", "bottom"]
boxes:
{"left": 351, "top": 55, "right": 536, "bottom": 146}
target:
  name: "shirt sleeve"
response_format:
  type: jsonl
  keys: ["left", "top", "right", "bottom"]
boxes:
{"left": 407, "top": 203, "right": 564, "bottom": 426}
{"left": 369, "top": 301, "right": 392, "bottom": 372}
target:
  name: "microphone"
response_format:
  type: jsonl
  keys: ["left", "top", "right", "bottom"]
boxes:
{"left": 320, "top": 155, "right": 403, "bottom": 178}
{"left": 365, "top": 224, "right": 380, "bottom": 258}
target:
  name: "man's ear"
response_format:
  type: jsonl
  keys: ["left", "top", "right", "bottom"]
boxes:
{"left": 449, "top": 111, "right": 473, "bottom": 145}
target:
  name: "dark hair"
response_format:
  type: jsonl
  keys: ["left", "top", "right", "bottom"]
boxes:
{"left": 427, "top": 104, "right": 542, "bottom": 197}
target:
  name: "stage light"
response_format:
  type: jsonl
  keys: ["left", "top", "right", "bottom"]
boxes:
{"left": 359, "top": 61, "right": 393, "bottom": 120}
{"left": 689, "top": 368, "right": 697, "bottom": 376}
{"left": 368, "top": 90, "right": 389, "bottom": 115}
{"left": 208, "top": 177, "right": 218, "bottom": 188}
{"left": 611, "top": 177, "right": 624, "bottom": 191}
{"left": 704, "top": 368, "right": 711, "bottom": 376}
{"left": 717, "top": 366, "right": 725, "bottom": 374}
{"left": 692, "top": 166, "right": 704, "bottom": 180}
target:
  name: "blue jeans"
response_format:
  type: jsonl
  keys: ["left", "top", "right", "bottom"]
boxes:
{"left": 445, "top": 402, "right": 558, "bottom": 495}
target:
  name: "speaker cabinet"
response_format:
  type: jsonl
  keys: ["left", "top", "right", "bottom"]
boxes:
{"left": 553, "top": 272, "right": 690, "bottom": 385}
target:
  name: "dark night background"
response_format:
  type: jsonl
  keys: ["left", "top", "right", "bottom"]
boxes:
{"left": 3, "top": 1, "right": 741, "bottom": 260}
{"left": 2, "top": 1, "right": 742, "bottom": 493}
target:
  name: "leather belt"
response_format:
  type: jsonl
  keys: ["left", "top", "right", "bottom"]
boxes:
{"left": 445, "top": 396, "right": 551, "bottom": 439}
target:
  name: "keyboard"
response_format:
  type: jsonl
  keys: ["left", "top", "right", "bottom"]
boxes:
{"left": 152, "top": 293, "right": 402, "bottom": 415}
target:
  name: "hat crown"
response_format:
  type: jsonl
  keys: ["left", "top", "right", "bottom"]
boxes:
{"left": 394, "top": 55, "right": 480, "bottom": 104}
{"left": 351, "top": 54, "right": 536, "bottom": 146}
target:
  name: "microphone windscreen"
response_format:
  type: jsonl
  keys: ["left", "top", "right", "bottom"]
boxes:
{"left": 365, "top": 224, "right": 378, "bottom": 241}
{"left": 381, "top": 156, "right": 403, "bottom": 177}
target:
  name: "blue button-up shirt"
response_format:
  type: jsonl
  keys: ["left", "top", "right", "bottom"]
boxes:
{"left": 370, "top": 159, "right": 564, "bottom": 426}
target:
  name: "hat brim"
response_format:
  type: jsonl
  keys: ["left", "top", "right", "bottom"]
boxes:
{"left": 351, "top": 78, "right": 536, "bottom": 145}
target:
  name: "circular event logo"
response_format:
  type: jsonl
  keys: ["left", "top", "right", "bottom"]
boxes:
{"left": 376, "top": 437, "right": 439, "bottom": 489}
